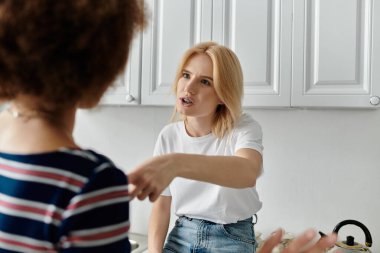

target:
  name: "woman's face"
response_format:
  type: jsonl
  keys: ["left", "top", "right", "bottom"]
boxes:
{"left": 176, "top": 53, "right": 222, "bottom": 121}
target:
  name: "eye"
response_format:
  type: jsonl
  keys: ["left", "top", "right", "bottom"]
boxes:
{"left": 182, "top": 72, "right": 190, "bottom": 79}
{"left": 200, "top": 79, "right": 211, "bottom": 86}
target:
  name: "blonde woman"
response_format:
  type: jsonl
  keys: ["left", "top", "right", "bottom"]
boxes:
{"left": 130, "top": 42, "right": 263, "bottom": 252}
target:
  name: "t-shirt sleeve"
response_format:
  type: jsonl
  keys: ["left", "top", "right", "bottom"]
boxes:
{"left": 160, "top": 186, "right": 171, "bottom": 196}
{"left": 235, "top": 118, "right": 264, "bottom": 155}
{"left": 153, "top": 127, "right": 168, "bottom": 157}
{"left": 58, "top": 164, "right": 131, "bottom": 253}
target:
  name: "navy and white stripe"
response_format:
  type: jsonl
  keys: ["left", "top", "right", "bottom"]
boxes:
{"left": 0, "top": 149, "right": 131, "bottom": 253}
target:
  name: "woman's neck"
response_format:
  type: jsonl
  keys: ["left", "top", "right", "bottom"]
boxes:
{"left": 0, "top": 97, "right": 78, "bottom": 153}
{"left": 184, "top": 117, "right": 213, "bottom": 137}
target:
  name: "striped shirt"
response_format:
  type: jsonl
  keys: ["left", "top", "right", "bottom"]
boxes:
{"left": 0, "top": 148, "right": 131, "bottom": 253}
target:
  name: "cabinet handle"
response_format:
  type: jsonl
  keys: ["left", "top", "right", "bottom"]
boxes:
{"left": 369, "top": 96, "right": 380, "bottom": 106}
{"left": 125, "top": 94, "right": 135, "bottom": 102}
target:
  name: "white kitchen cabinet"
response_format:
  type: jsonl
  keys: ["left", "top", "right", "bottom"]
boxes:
{"left": 139, "top": 0, "right": 293, "bottom": 107}
{"left": 101, "top": 35, "right": 142, "bottom": 105}
{"left": 140, "top": 0, "right": 213, "bottom": 105}
{"left": 292, "top": 0, "right": 380, "bottom": 108}
{"left": 104, "top": 0, "right": 380, "bottom": 108}
{"left": 216, "top": 0, "right": 380, "bottom": 108}
{"left": 213, "top": 0, "right": 293, "bottom": 107}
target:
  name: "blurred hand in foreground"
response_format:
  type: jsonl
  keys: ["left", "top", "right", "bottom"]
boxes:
{"left": 128, "top": 155, "right": 176, "bottom": 202}
{"left": 258, "top": 229, "right": 338, "bottom": 253}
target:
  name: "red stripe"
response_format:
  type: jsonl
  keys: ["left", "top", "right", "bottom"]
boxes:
{"left": 0, "top": 200, "right": 62, "bottom": 220}
{"left": 0, "top": 237, "right": 55, "bottom": 252}
{"left": 0, "top": 164, "right": 84, "bottom": 187}
{"left": 67, "top": 190, "right": 129, "bottom": 210}
{"left": 66, "top": 225, "right": 129, "bottom": 242}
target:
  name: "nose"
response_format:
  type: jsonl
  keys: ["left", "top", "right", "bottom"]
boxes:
{"left": 183, "top": 78, "right": 196, "bottom": 95}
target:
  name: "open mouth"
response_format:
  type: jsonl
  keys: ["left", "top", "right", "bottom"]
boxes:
{"left": 180, "top": 97, "right": 193, "bottom": 105}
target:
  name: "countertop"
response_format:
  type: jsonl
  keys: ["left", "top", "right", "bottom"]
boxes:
{"left": 129, "top": 232, "right": 148, "bottom": 253}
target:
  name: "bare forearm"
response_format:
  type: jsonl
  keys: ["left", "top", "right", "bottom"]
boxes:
{"left": 128, "top": 149, "right": 262, "bottom": 201}
{"left": 169, "top": 152, "right": 262, "bottom": 188}
{"left": 148, "top": 198, "right": 171, "bottom": 252}
{"left": 148, "top": 219, "right": 168, "bottom": 253}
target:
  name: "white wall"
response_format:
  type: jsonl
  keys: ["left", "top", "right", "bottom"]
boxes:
{"left": 74, "top": 106, "right": 380, "bottom": 252}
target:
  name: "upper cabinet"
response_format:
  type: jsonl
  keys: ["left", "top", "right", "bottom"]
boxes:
{"left": 103, "top": 0, "right": 380, "bottom": 108}
{"left": 292, "top": 0, "right": 380, "bottom": 108}
{"left": 213, "top": 0, "right": 293, "bottom": 107}
{"left": 101, "top": 34, "right": 142, "bottom": 105}
{"left": 140, "top": 0, "right": 293, "bottom": 107}
{"left": 140, "top": 0, "right": 212, "bottom": 105}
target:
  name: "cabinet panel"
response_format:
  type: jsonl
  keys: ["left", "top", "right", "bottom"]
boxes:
{"left": 293, "top": 0, "right": 380, "bottom": 107}
{"left": 371, "top": 0, "right": 380, "bottom": 105}
{"left": 215, "top": 0, "right": 292, "bottom": 107}
{"left": 101, "top": 35, "right": 141, "bottom": 105}
{"left": 141, "top": 0, "right": 211, "bottom": 105}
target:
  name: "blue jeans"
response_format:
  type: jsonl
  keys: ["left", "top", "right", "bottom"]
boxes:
{"left": 163, "top": 216, "right": 257, "bottom": 253}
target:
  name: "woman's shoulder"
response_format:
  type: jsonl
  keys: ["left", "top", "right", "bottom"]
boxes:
{"left": 59, "top": 148, "right": 123, "bottom": 176}
{"left": 59, "top": 148, "right": 112, "bottom": 165}
{"left": 236, "top": 113, "right": 262, "bottom": 131}
{"left": 159, "top": 121, "right": 183, "bottom": 136}
{"left": 68, "top": 149, "right": 127, "bottom": 185}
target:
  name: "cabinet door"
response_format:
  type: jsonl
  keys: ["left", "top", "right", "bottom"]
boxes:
{"left": 141, "top": 0, "right": 212, "bottom": 105}
{"left": 292, "top": 0, "right": 380, "bottom": 108}
{"left": 213, "top": 0, "right": 293, "bottom": 107}
{"left": 101, "top": 34, "right": 142, "bottom": 105}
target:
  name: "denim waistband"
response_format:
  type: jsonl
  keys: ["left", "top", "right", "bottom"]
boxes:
{"left": 180, "top": 216, "right": 254, "bottom": 225}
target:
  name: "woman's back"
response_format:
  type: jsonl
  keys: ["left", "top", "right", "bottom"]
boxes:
{"left": 0, "top": 0, "right": 145, "bottom": 252}
{"left": 0, "top": 148, "right": 131, "bottom": 252}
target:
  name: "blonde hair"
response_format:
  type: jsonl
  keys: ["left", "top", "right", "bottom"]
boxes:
{"left": 172, "top": 41, "right": 244, "bottom": 138}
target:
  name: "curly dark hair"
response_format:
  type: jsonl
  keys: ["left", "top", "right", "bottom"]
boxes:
{"left": 0, "top": 0, "right": 145, "bottom": 109}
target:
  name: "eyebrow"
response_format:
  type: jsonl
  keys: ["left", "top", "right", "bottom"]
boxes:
{"left": 183, "top": 69, "right": 213, "bottom": 81}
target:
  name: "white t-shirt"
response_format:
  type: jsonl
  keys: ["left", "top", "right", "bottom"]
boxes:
{"left": 154, "top": 113, "right": 263, "bottom": 224}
